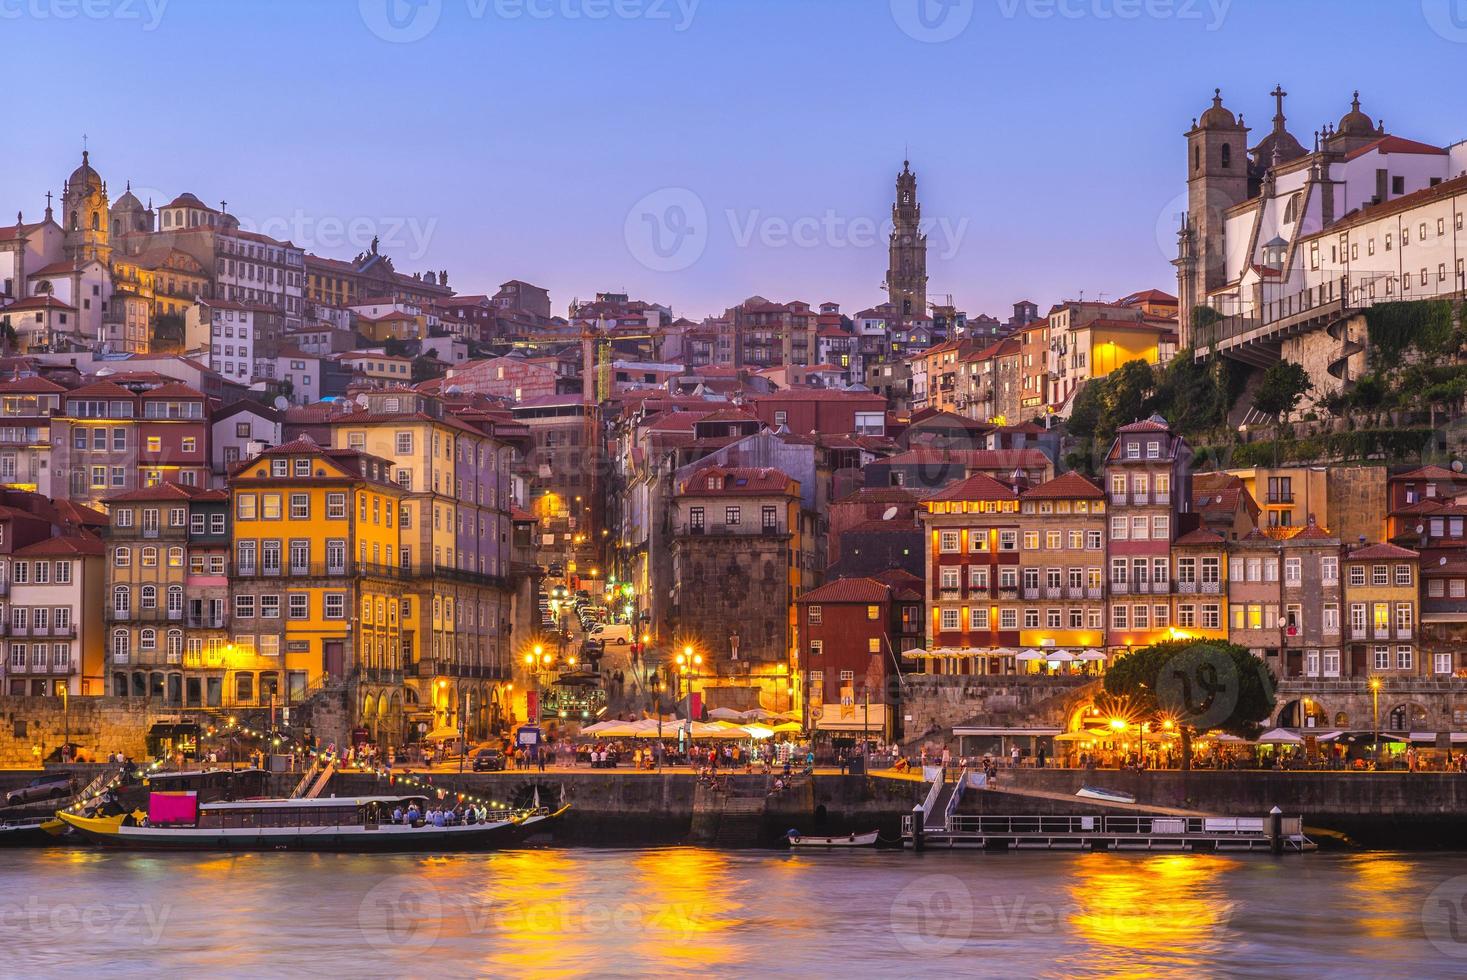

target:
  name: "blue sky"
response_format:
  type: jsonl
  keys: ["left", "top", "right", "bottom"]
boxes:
{"left": 5, "top": 0, "right": 1465, "bottom": 320}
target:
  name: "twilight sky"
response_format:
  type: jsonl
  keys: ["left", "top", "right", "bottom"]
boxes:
{"left": 5, "top": 0, "right": 1465, "bottom": 321}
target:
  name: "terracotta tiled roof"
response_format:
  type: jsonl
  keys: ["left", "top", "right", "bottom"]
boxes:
{"left": 679, "top": 465, "right": 796, "bottom": 496}
{"left": 1343, "top": 134, "right": 1445, "bottom": 162}
{"left": 1394, "top": 465, "right": 1465, "bottom": 481}
{"left": 4, "top": 295, "right": 76, "bottom": 312}
{"left": 928, "top": 472, "right": 1019, "bottom": 503}
{"left": 1174, "top": 528, "right": 1227, "bottom": 546}
{"left": 103, "top": 482, "right": 226, "bottom": 504}
{"left": 1117, "top": 417, "right": 1172, "bottom": 433}
{"left": 1346, "top": 543, "right": 1419, "bottom": 561}
{"left": 1021, "top": 471, "right": 1103, "bottom": 500}
{"left": 139, "top": 382, "right": 206, "bottom": 400}
{"left": 13, "top": 534, "right": 104, "bottom": 557}
{"left": 796, "top": 577, "right": 891, "bottom": 604}
{"left": 882, "top": 448, "right": 1049, "bottom": 470}
{"left": 0, "top": 377, "right": 65, "bottom": 394}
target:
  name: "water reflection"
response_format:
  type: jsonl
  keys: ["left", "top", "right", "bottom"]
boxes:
{"left": 1061, "top": 853, "right": 1236, "bottom": 976}
{"left": 0, "top": 849, "right": 1462, "bottom": 977}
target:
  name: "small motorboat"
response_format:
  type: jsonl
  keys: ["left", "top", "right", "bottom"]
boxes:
{"left": 0, "top": 818, "right": 68, "bottom": 847}
{"left": 58, "top": 792, "right": 530, "bottom": 852}
{"left": 1075, "top": 786, "right": 1137, "bottom": 805}
{"left": 786, "top": 828, "right": 880, "bottom": 849}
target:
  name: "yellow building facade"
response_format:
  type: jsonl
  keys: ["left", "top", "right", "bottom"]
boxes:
{"left": 227, "top": 440, "right": 407, "bottom": 742}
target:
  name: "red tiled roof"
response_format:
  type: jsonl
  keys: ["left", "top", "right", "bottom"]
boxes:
{"left": 4, "top": 295, "right": 76, "bottom": 312}
{"left": 881, "top": 448, "right": 1049, "bottom": 469}
{"left": 1021, "top": 471, "right": 1103, "bottom": 500}
{"left": 13, "top": 534, "right": 104, "bottom": 557}
{"left": 929, "top": 472, "right": 1019, "bottom": 503}
{"left": 679, "top": 465, "right": 796, "bottom": 496}
{"left": 1343, "top": 135, "right": 1445, "bottom": 162}
{"left": 1394, "top": 465, "right": 1465, "bottom": 481}
{"left": 103, "top": 482, "right": 226, "bottom": 504}
{"left": 65, "top": 380, "right": 136, "bottom": 400}
{"left": 1346, "top": 543, "right": 1419, "bottom": 561}
{"left": 796, "top": 577, "right": 891, "bottom": 604}
{"left": 832, "top": 487, "right": 926, "bottom": 506}
{"left": 0, "top": 377, "right": 65, "bottom": 394}
{"left": 1174, "top": 528, "right": 1227, "bottom": 546}
{"left": 139, "top": 382, "right": 206, "bottom": 400}
{"left": 1117, "top": 417, "right": 1171, "bottom": 433}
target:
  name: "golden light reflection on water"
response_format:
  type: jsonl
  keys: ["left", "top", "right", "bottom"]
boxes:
{"left": 1064, "top": 854, "right": 1237, "bottom": 975}
{"left": 1343, "top": 853, "right": 1418, "bottom": 940}
{"left": 628, "top": 848, "right": 744, "bottom": 970}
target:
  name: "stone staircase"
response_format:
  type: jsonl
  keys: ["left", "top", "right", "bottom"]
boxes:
{"left": 689, "top": 775, "right": 770, "bottom": 847}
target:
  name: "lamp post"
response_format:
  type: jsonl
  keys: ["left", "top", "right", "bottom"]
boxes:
{"left": 676, "top": 645, "right": 702, "bottom": 742}
{"left": 1370, "top": 676, "right": 1382, "bottom": 768}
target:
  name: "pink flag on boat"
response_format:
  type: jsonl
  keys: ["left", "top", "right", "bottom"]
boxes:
{"left": 148, "top": 791, "right": 199, "bottom": 824}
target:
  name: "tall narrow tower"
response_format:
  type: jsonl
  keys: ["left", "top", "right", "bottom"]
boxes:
{"left": 885, "top": 160, "right": 928, "bottom": 320}
{"left": 1178, "top": 90, "right": 1249, "bottom": 343}
{"left": 60, "top": 149, "right": 111, "bottom": 265}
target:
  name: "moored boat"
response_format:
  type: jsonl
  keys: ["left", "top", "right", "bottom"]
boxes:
{"left": 786, "top": 828, "right": 880, "bottom": 849}
{"left": 1075, "top": 786, "right": 1137, "bottom": 805}
{"left": 58, "top": 793, "right": 530, "bottom": 852}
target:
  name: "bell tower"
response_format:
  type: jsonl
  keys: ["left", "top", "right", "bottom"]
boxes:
{"left": 1180, "top": 90, "right": 1249, "bottom": 342}
{"left": 885, "top": 160, "right": 928, "bottom": 321}
{"left": 61, "top": 147, "right": 111, "bottom": 265}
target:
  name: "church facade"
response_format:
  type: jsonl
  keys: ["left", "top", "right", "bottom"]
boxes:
{"left": 885, "top": 160, "right": 928, "bottom": 321}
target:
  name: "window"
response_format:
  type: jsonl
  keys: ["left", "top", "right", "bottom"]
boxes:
{"left": 1320, "top": 556, "right": 1338, "bottom": 584}
{"left": 1395, "top": 564, "right": 1412, "bottom": 586}
{"left": 809, "top": 639, "right": 823, "bottom": 659}
{"left": 235, "top": 594, "right": 256, "bottom": 618}
{"left": 327, "top": 493, "right": 346, "bottom": 519}
{"left": 259, "top": 595, "right": 280, "bottom": 618}
{"left": 288, "top": 594, "right": 309, "bottom": 619}
{"left": 237, "top": 494, "right": 257, "bottom": 520}
{"left": 261, "top": 494, "right": 281, "bottom": 520}
{"left": 113, "top": 547, "right": 131, "bottom": 568}
{"left": 1374, "top": 645, "right": 1390, "bottom": 671}
{"left": 999, "top": 609, "right": 1017, "bottom": 630}
{"left": 395, "top": 432, "right": 414, "bottom": 455}
{"left": 324, "top": 593, "right": 346, "bottom": 619}
{"left": 724, "top": 506, "right": 741, "bottom": 526}
{"left": 290, "top": 494, "right": 309, "bottom": 519}
{"left": 807, "top": 605, "right": 822, "bottom": 625}
{"left": 939, "top": 531, "right": 960, "bottom": 554}
{"left": 939, "top": 608, "right": 959, "bottom": 631}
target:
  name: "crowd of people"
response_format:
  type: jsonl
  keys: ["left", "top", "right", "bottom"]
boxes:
{"left": 387, "top": 801, "right": 497, "bottom": 827}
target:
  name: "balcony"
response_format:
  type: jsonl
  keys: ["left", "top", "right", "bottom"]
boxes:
{"left": 1111, "top": 581, "right": 1130, "bottom": 595}
{"left": 998, "top": 588, "right": 1018, "bottom": 601}
{"left": 6, "top": 624, "right": 77, "bottom": 639}
{"left": 1044, "top": 587, "right": 1062, "bottom": 599}
{"left": 1201, "top": 581, "right": 1221, "bottom": 595}
{"left": 1110, "top": 494, "right": 1127, "bottom": 506}
{"left": 1398, "top": 628, "right": 1414, "bottom": 640}
{"left": 1266, "top": 492, "right": 1295, "bottom": 505}
{"left": 1021, "top": 587, "right": 1041, "bottom": 600}
{"left": 1350, "top": 628, "right": 1367, "bottom": 641}
{"left": 1086, "top": 587, "right": 1104, "bottom": 600}
{"left": 938, "top": 587, "right": 961, "bottom": 600}
{"left": 186, "top": 614, "right": 229, "bottom": 630}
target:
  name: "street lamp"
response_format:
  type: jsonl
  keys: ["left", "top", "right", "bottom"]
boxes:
{"left": 1370, "top": 677, "right": 1383, "bottom": 768}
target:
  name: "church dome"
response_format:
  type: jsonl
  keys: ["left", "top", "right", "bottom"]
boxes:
{"left": 1251, "top": 129, "right": 1307, "bottom": 168}
{"left": 113, "top": 183, "right": 143, "bottom": 212}
{"left": 1199, "top": 89, "right": 1237, "bottom": 129}
{"left": 1338, "top": 91, "right": 1378, "bottom": 137}
{"left": 67, "top": 150, "right": 103, "bottom": 194}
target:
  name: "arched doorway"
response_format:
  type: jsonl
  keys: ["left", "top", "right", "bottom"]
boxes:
{"left": 1277, "top": 698, "right": 1329, "bottom": 729}
{"left": 1387, "top": 702, "right": 1429, "bottom": 732}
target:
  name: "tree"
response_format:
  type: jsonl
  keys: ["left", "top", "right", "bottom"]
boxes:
{"left": 1097, "top": 359, "right": 1154, "bottom": 441}
{"left": 1103, "top": 640, "right": 1276, "bottom": 770}
{"left": 1253, "top": 360, "right": 1312, "bottom": 422}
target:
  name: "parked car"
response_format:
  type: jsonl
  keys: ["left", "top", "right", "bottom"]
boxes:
{"left": 589, "top": 623, "right": 634, "bottom": 645}
{"left": 6, "top": 772, "right": 75, "bottom": 806}
{"left": 472, "top": 748, "right": 507, "bottom": 772}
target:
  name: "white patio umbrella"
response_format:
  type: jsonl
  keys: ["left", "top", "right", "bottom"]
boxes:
{"left": 1046, "top": 651, "right": 1076, "bottom": 663}
{"left": 1016, "top": 649, "right": 1046, "bottom": 662}
{"left": 1076, "top": 650, "right": 1107, "bottom": 662}
{"left": 1257, "top": 728, "right": 1304, "bottom": 745}
{"left": 900, "top": 647, "right": 929, "bottom": 659}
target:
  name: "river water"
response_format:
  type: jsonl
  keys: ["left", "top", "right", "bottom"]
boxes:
{"left": 4, "top": 847, "right": 1466, "bottom": 978}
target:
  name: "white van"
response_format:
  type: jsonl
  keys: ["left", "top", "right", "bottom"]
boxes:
{"left": 589, "top": 623, "right": 633, "bottom": 645}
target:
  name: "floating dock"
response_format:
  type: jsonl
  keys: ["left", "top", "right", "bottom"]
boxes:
{"left": 902, "top": 769, "right": 1315, "bottom": 852}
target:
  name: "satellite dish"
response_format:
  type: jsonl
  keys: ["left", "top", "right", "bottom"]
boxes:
{"left": 95, "top": 367, "right": 114, "bottom": 377}
{"left": 1417, "top": 524, "right": 1426, "bottom": 535}
{"left": 882, "top": 506, "right": 899, "bottom": 521}
{"left": 354, "top": 393, "right": 370, "bottom": 408}
{"left": 273, "top": 395, "right": 290, "bottom": 411}
{"left": 1455, "top": 460, "right": 1465, "bottom": 473}
{"left": 1442, "top": 557, "right": 1449, "bottom": 566}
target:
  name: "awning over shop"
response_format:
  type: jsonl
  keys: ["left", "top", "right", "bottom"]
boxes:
{"left": 954, "top": 727, "right": 1062, "bottom": 737}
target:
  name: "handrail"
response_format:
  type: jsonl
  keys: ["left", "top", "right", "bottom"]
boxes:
{"left": 919, "top": 773, "right": 943, "bottom": 820}
{"left": 943, "top": 766, "right": 969, "bottom": 826}
{"left": 289, "top": 759, "right": 320, "bottom": 799}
